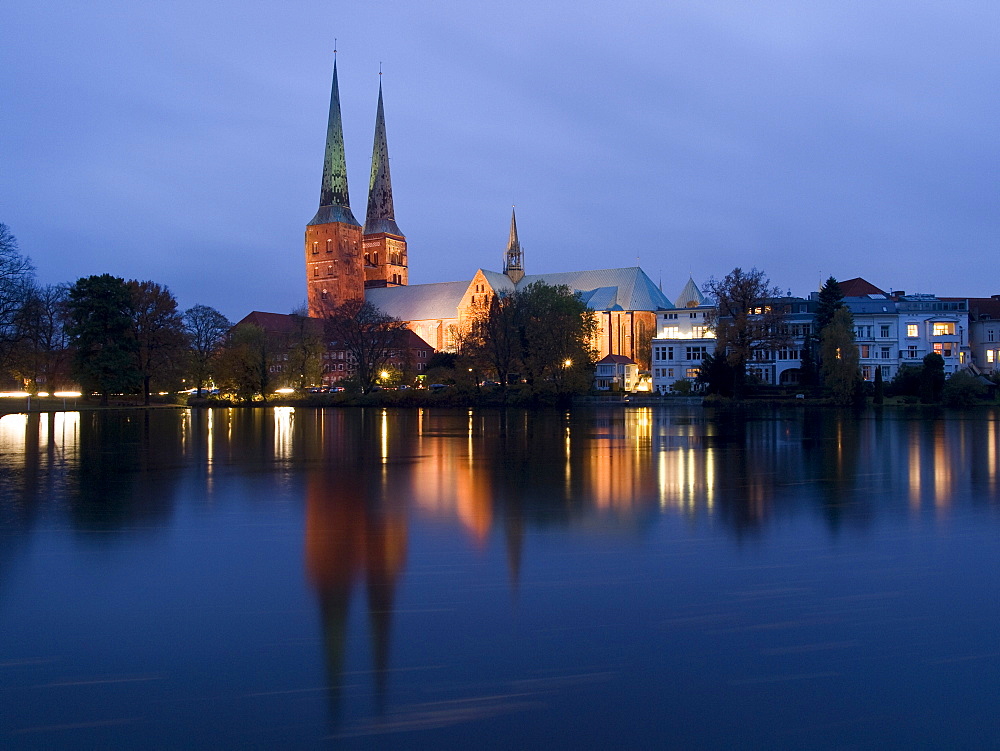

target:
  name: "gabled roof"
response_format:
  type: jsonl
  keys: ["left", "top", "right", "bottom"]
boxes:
{"left": 839, "top": 277, "right": 888, "bottom": 298}
{"left": 366, "top": 280, "right": 470, "bottom": 321}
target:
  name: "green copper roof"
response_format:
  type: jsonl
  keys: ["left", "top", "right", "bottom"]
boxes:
{"left": 364, "top": 83, "right": 402, "bottom": 236}
{"left": 310, "top": 58, "right": 360, "bottom": 227}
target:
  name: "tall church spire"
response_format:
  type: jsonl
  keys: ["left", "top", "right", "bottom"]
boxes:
{"left": 504, "top": 208, "right": 524, "bottom": 284}
{"left": 364, "top": 82, "right": 401, "bottom": 236}
{"left": 310, "top": 58, "right": 360, "bottom": 227}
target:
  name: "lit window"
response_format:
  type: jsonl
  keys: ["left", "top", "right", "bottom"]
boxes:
{"left": 907, "top": 324, "right": 918, "bottom": 337}
{"left": 860, "top": 345, "right": 870, "bottom": 358}
{"left": 988, "top": 350, "right": 996, "bottom": 364}
{"left": 862, "top": 365, "right": 872, "bottom": 381}
{"left": 662, "top": 326, "right": 680, "bottom": 338}
{"left": 932, "top": 322, "right": 955, "bottom": 336}
{"left": 686, "top": 368, "right": 699, "bottom": 378}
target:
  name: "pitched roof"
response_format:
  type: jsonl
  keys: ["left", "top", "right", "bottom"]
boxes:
{"left": 515, "top": 266, "right": 672, "bottom": 311}
{"left": 237, "top": 311, "right": 323, "bottom": 335}
{"left": 597, "top": 354, "right": 635, "bottom": 364}
{"left": 674, "top": 277, "right": 705, "bottom": 308}
{"left": 365, "top": 280, "right": 470, "bottom": 321}
{"left": 839, "top": 277, "right": 888, "bottom": 298}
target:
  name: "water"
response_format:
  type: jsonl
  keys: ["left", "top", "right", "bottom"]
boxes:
{"left": 1, "top": 406, "right": 999, "bottom": 749}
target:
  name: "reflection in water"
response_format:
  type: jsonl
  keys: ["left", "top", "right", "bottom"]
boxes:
{"left": 3, "top": 406, "right": 1000, "bottom": 733}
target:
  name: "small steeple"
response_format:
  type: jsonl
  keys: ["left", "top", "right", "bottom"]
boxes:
{"left": 503, "top": 208, "right": 524, "bottom": 284}
{"left": 364, "top": 81, "right": 402, "bottom": 236}
{"left": 310, "top": 56, "right": 360, "bottom": 227}
{"left": 675, "top": 276, "right": 706, "bottom": 308}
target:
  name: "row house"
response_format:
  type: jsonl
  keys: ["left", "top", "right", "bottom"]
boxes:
{"left": 836, "top": 279, "right": 971, "bottom": 380}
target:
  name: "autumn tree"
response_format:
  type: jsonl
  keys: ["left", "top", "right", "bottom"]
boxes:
{"left": 183, "top": 304, "right": 231, "bottom": 396}
{"left": 705, "top": 267, "right": 787, "bottom": 398}
{"left": 324, "top": 300, "right": 408, "bottom": 394}
{"left": 66, "top": 274, "right": 139, "bottom": 404}
{"left": 129, "top": 280, "right": 188, "bottom": 404}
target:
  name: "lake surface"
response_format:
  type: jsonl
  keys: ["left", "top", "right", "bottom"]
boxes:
{"left": 1, "top": 405, "right": 999, "bottom": 749}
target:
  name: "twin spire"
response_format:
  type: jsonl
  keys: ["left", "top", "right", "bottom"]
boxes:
{"left": 311, "top": 58, "right": 400, "bottom": 238}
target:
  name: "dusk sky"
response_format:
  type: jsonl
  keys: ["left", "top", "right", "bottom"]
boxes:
{"left": 3, "top": 1, "right": 997, "bottom": 322}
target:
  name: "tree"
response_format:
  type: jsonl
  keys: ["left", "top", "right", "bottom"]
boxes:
{"left": 324, "top": 300, "right": 408, "bottom": 394}
{"left": 888, "top": 364, "right": 921, "bottom": 398}
{"left": 820, "top": 306, "right": 860, "bottom": 405}
{"left": 466, "top": 291, "right": 522, "bottom": 387}
{"left": 696, "top": 351, "right": 735, "bottom": 397}
{"left": 814, "top": 277, "right": 845, "bottom": 336}
{"left": 217, "top": 323, "right": 273, "bottom": 401}
{"left": 920, "top": 352, "right": 945, "bottom": 403}
{"left": 463, "top": 282, "right": 597, "bottom": 395}
{"left": 128, "top": 280, "right": 188, "bottom": 405}
{"left": 873, "top": 364, "right": 884, "bottom": 405}
{"left": 517, "top": 282, "right": 597, "bottom": 393}
{"left": 286, "top": 308, "right": 324, "bottom": 390}
{"left": 941, "top": 370, "right": 986, "bottom": 407}
{"left": 9, "top": 283, "right": 71, "bottom": 393}
{"left": 183, "top": 304, "right": 231, "bottom": 396}
{"left": 0, "top": 223, "right": 36, "bottom": 373}
{"left": 66, "top": 274, "right": 139, "bottom": 405}
{"left": 705, "top": 267, "right": 787, "bottom": 398}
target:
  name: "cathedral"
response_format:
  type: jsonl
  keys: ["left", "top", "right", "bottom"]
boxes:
{"left": 306, "top": 56, "right": 671, "bottom": 366}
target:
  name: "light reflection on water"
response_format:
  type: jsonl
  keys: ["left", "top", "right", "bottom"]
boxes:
{"left": 1, "top": 406, "right": 1000, "bottom": 748}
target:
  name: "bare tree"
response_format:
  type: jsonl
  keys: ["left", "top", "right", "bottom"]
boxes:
{"left": 706, "top": 267, "right": 788, "bottom": 397}
{"left": 324, "top": 300, "right": 407, "bottom": 393}
{"left": 10, "top": 283, "right": 71, "bottom": 392}
{"left": 183, "top": 304, "right": 231, "bottom": 395}
{"left": 0, "top": 223, "right": 36, "bottom": 373}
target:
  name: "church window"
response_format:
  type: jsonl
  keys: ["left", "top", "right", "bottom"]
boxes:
{"left": 321, "top": 289, "right": 328, "bottom": 300}
{"left": 327, "top": 265, "right": 333, "bottom": 276}
{"left": 313, "top": 267, "right": 319, "bottom": 277}
{"left": 326, "top": 239, "right": 332, "bottom": 253}
{"left": 312, "top": 242, "right": 319, "bottom": 255}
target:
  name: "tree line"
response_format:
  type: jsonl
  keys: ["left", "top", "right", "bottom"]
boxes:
{"left": 0, "top": 223, "right": 231, "bottom": 404}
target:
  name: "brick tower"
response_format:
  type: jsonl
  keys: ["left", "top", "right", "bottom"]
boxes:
{"left": 306, "top": 57, "right": 364, "bottom": 318}
{"left": 362, "top": 82, "right": 407, "bottom": 289}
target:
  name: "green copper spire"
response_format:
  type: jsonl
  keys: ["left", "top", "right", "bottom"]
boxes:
{"left": 504, "top": 208, "right": 524, "bottom": 283}
{"left": 364, "top": 82, "right": 402, "bottom": 236}
{"left": 309, "top": 57, "right": 360, "bottom": 227}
